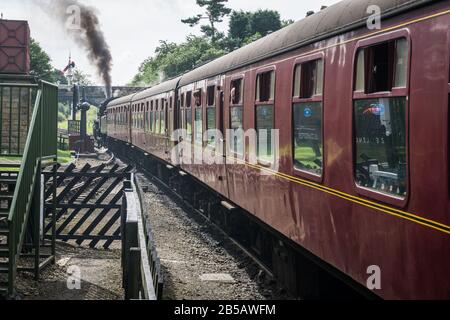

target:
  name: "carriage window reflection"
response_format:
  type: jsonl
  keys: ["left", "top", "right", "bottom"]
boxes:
{"left": 230, "top": 106, "right": 243, "bottom": 154}
{"left": 206, "top": 107, "right": 216, "bottom": 147}
{"left": 256, "top": 105, "right": 274, "bottom": 162}
{"left": 186, "top": 108, "right": 192, "bottom": 142}
{"left": 293, "top": 102, "right": 323, "bottom": 175}
{"left": 354, "top": 97, "right": 407, "bottom": 197}
{"left": 195, "top": 108, "right": 203, "bottom": 146}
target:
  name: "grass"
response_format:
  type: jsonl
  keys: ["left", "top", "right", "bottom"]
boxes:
{"left": 294, "top": 146, "right": 322, "bottom": 169}
{"left": 59, "top": 108, "right": 97, "bottom": 135}
{"left": 0, "top": 149, "right": 73, "bottom": 171}
{"left": 57, "top": 149, "right": 73, "bottom": 164}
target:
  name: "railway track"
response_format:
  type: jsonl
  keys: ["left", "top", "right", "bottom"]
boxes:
{"left": 114, "top": 156, "right": 291, "bottom": 300}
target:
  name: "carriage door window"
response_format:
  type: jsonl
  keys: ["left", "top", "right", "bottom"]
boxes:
{"left": 354, "top": 37, "right": 409, "bottom": 198}
{"left": 150, "top": 101, "right": 154, "bottom": 133}
{"left": 230, "top": 78, "right": 244, "bottom": 155}
{"left": 155, "top": 100, "right": 160, "bottom": 134}
{"left": 169, "top": 96, "right": 173, "bottom": 135}
{"left": 255, "top": 70, "right": 275, "bottom": 163}
{"left": 194, "top": 90, "right": 203, "bottom": 146}
{"left": 293, "top": 58, "right": 324, "bottom": 176}
{"left": 206, "top": 85, "right": 216, "bottom": 147}
{"left": 161, "top": 99, "right": 166, "bottom": 135}
{"left": 186, "top": 91, "right": 193, "bottom": 142}
{"left": 140, "top": 104, "right": 143, "bottom": 129}
{"left": 180, "top": 93, "right": 185, "bottom": 131}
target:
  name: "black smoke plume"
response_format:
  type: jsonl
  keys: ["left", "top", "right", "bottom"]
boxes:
{"left": 35, "top": 0, "right": 113, "bottom": 97}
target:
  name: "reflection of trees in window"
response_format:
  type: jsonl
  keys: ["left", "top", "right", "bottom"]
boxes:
{"left": 206, "top": 107, "right": 216, "bottom": 147}
{"left": 354, "top": 97, "right": 406, "bottom": 196}
{"left": 150, "top": 111, "right": 154, "bottom": 132}
{"left": 195, "top": 108, "right": 203, "bottom": 146}
{"left": 160, "top": 108, "right": 166, "bottom": 134}
{"left": 186, "top": 108, "right": 192, "bottom": 142}
{"left": 293, "top": 102, "right": 323, "bottom": 175}
{"left": 155, "top": 111, "right": 160, "bottom": 134}
{"left": 230, "top": 106, "right": 243, "bottom": 154}
{"left": 256, "top": 105, "right": 273, "bottom": 162}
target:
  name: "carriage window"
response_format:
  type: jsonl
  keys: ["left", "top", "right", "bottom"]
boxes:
{"left": 186, "top": 91, "right": 192, "bottom": 108}
{"left": 256, "top": 105, "right": 274, "bottom": 162}
{"left": 160, "top": 108, "right": 166, "bottom": 135}
{"left": 355, "top": 38, "right": 408, "bottom": 93}
{"left": 231, "top": 78, "right": 243, "bottom": 105}
{"left": 195, "top": 108, "right": 203, "bottom": 146}
{"left": 354, "top": 97, "right": 407, "bottom": 197}
{"left": 181, "top": 93, "right": 185, "bottom": 107}
{"left": 150, "top": 110, "right": 154, "bottom": 133}
{"left": 180, "top": 108, "right": 185, "bottom": 130}
{"left": 230, "top": 106, "right": 243, "bottom": 154}
{"left": 155, "top": 111, "right": 160, "bottom": 134}
{"left": 186, "top": 108, "right": 192, "bottom": 142}
{"left": 293, "top": 102, "right": 323, "bottom": 175}
{"left": 355, "top": 50, "right": 365, "bottom": 92}
{"left": 294, "top": 59, "right": 324, "bottom": 98}
{"left": 394, "top": 39, "right": 408, "bottom": 87}
{"left": 145, "top": 102, "right": 149, "bottom": 131}
{"left": 194, "top": 90, "right": 202, "bottom": 107}
{"left": 206, "top": 107, "right": 216, "bottom": 147}
{"left": 256, "top": 71, "right": 274, "bottom": 102}
{"left": 207, "top": 86, "right": 215, "bottom": 106}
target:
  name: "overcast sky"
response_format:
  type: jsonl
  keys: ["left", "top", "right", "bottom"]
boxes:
{"left": 0, "top": 0, "right": 340, "bottom": 85}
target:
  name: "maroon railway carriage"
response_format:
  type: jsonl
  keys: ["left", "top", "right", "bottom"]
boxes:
{"left": 130, "top": 77, "right": 181, "bottom": 162}
{"left": 106, "top": 0, "right": 450, "bottom": 299}
{"left": 106, "top": 94, "right": 133, "bottom": 143}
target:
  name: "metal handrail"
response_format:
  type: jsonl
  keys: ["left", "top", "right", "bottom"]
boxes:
{"left": 6, "top": 80, "right": 58, "bottom": 295}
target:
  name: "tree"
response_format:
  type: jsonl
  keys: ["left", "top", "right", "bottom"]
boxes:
{"left": 132, "top": 7, "right": 290, "bottom": 85}
{"left": 29, "top": 38, "right": 71, "bottom": 84}
{"left": 131, "top": 37, "right": 226, "bottom": 86}
{"left": 30, "top": 38, "right": 54, "bottom": 81}
{"left": 72, "top": 69, "right": 93, "bottom": 86}
{"left": 250, "top": 10, "right": 282, "bottom": 37}
{"left": 282, "top": 19, "right": 295, "bottom": 28}
{"left": 182, "top": 0, "right": 231, "bottom": 43}
{"left": 227, "top": 10, "right": 283, "bottom": 49}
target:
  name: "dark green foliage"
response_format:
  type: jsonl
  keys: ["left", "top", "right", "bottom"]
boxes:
{"left": 133, "top": 6, "right": 289, "bottom": 86}
{"left": 182, "top": 0, "right": 232, "bottom": 43}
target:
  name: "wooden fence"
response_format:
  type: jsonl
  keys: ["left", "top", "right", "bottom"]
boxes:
{"left": 122, "top": 174, "right": 163, "bottom": 300}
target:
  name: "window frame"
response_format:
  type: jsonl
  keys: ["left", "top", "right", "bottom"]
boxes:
{"left": 291, "top": 53, "right": 325, "bottom": 183}
{"left": 255, "top": 67, "right": 275, "bottom": 105}
{"left": 255, "top": 66, "right": 276, "bottom": 166}
{"left": 351, "top": 29, "right": 411, "bottom": 207}
{"left": 229, "top": 74, "right": 245, "bottom": 157}
{"left": 230, "top": 75, "right": 245, "bottom": 107}
{"left": 207, "top": 85, "right": 216, "bottom": 107}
